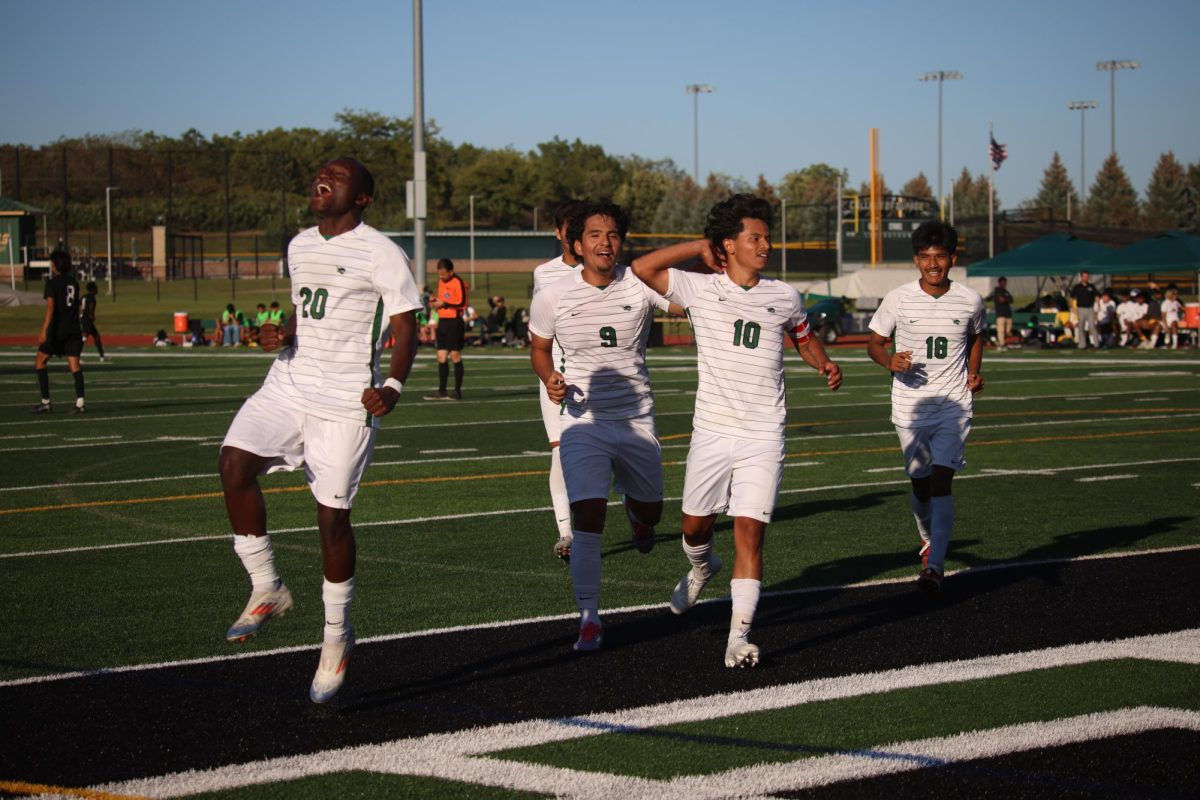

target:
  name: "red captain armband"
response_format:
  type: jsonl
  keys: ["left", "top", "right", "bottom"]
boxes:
{"left": 789, "top": 320, "right": 813, "bottom": 345}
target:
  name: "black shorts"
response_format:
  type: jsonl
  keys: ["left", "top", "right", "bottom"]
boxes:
{"left": 436, "top": 317, "right": 465, "bottom": 351}
{"left": 39, "top": 336, "right": 83, "bottom": 358}
{"left": 82, "top": 321, "right": 98, "bottom": 336}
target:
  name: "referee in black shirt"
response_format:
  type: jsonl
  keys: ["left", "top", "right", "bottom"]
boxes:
{"left": 33, "top": 250, "right": 87, "bottom": 413}
{"left": 1070, "top": 271, "right": 1100, "bottom": 349}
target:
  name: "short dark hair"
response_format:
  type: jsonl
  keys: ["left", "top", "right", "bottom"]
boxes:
{"left": 270, "top": 301, "right": 280, "bottom": 309}
{"left": 49, "top": 250, "right": 72, "bottom": 275}
{"left": 911, "top": 220, "right": 958, "bottom": 255}
{"left": 86, "top": 281, "right": 98, "bottom": 293}
{"left": 998, "top": 276, "right": 1007, "bottom": 282}
{"left": 226, "top": 303, "right": 236, "bottom": 313}
{"left": 256, "top": 303, "right": 266, "bottom": 310}
{"left": 553, "top": 199, "right": 587, "bottom": 230}
{"left": 704, "top": 194, "right": 773, "bottom": 254}
{"left": 437, "top": 258, "right": 454, "bottom": 272}
{"left": 333, "top": 156, "right": 374, "bottom": 198}
{"left": 566, "top": 201, "right": 630, "bottom": 258}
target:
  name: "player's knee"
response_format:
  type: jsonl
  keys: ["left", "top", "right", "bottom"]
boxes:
{"left": 218, "top": 447, "right": 256, "bottom": 487}
{"left": 570, "top": 499, "right": 607, "bottom": 533}
{"left": 629, "top": 498, "right": 662, "bottom": 526}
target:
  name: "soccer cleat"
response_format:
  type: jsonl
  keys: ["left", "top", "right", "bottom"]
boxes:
{"left": 423, "top": 392, "right": 451, "bottom": 401}
{"left": 670, "top": 553, "right": 724, "bottom": 615}
{"left": 573, "top": 620, "right": 603, "bottom": 652}
{"left": 73, "top": 402, "right": 86, "bottom": 414}
{"left": 309, "top": 630, "right": 355, "bottom": 703}
{"left": 623, "top": 495, "right": 655, "bottom": 554}
{"left": 553, "top": 533, "right": 573, "bottom": 563}
{"left": 918, "top": 541, "right": 930, "bottom": 569}
{"left": 225, "top": 584, "right": 294, "bottom": 641}
{"left": 451, "top": 390, "right": 462, "bottom": 401}
{"left": 32, "top": 402, "right": 51, "bottom": 415}
{"left": 725, "top": 634, "right": 760, "bottom": 668}
{"left": 917, "top": 567, "right": 943, "bottom": 596}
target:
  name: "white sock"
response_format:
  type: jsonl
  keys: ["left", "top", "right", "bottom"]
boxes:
{"left": 729, "top": 578, "right": 761, "bottom": 640}
{"left": 549, "top": 447, "right": 572, "bottom": 538}
{"left": 910, "top": 494, "right": 931, "bottom": 545}
{"left": 928, "top": 495, "right": 955, "bottom": 573}
{"left": 683, "top": 537, "right": 714, "bottom": 574}
{"left": 322, "top": 577, "right": 354, "bottom": 642}
{"left": 232, "top": 534, "right": 280, "bottom": 593}
{"left": 570, "top": 530, "right": 602, "bottom": 613}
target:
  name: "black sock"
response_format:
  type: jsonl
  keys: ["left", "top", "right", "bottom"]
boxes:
{"left": 73, "top": 370, "right": 85, "bottom": 400}
{"left": 438, "top": 361, "right": 449, "bottom": 393}
{"left": 93, "top": 332, "right": 105, "bottom": 358}
{"left": 454, "top": 361, "right": 464, "bottom": 392}
{"left": 37, "top": 368, "right": 49, "bottom": 401}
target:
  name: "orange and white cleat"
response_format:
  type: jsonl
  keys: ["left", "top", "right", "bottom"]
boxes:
{"left": 225, "top": 584, "right": 294, "bottom": 642}
{"left": 310, "top": 630, "right": 355, "bottom": 703}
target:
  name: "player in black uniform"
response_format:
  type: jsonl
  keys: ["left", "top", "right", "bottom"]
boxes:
{"left": 33, "top": 250, "right": 87, "bottom": 414}
{"left": 80, "top": 281, "right": 109, "bottom": 361}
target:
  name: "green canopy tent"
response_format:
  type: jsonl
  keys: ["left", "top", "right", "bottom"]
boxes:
{"left": 966, "top": 233, "right": 1112, "bottom": 277}
{"left": 1080, "top": 230, "right": 1200, "bottom": 278}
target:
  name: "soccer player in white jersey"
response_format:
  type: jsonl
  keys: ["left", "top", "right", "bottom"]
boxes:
{"left": 219, "top": 158, "right": 422, "bottom": 702}
{"left": 531, "top": 199, "right": 587, "bottom": 562}
{"left": 632, "top": 194, "right": 842, "bottom": 667}
{"left": 867, "top": 220, "right": 985, "bottom": 596}
{"left": 529, "top": 200, "right": 682, "bottom": 653}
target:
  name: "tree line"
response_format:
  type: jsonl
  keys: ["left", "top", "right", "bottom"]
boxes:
{"left": 1, "top": 110, "right": 1195, "bottom": 245}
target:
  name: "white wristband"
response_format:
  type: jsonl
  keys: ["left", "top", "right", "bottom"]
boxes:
{"left": 382, "top": 378, "right": 403, "bottom": 394}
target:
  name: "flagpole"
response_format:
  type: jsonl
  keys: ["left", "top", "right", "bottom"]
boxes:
{"left": 988, "top": 121, "right": 995, "bottom": 259}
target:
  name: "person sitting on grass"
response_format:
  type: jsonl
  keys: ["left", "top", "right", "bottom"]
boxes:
{"left": 220, "top": 303, "right": 241, "bottom": 347}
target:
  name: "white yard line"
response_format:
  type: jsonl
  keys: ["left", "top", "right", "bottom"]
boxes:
{"left": 3, "top": 457, "right": 1198, "bottom": 558}
{"left": 1075, "top": 474, "right": 1137, "bottom": 482}
{"left": 4, "top": 543, "right": 1199, "bottom": 691}
{"left": 88, "top": 630, "right": 1200, "bottom": 799}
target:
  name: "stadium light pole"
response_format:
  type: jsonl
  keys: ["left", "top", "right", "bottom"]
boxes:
{"left": 1067, "top": 101, "right": 1097, "bottom": 205}
{"left": 1096, "top": 60, "right": 1138, "bottom": 157}
{"left": 105, "top": 186, "right": 119, "bottom": 297}
{"left": 919, "top": 70, "right": 962, "bottom": 216}
{"left": 685, "top": 84, "right": 714, "bottom": 182}
{"left": 412, "top": 0, "right": 427, "bottom": 291}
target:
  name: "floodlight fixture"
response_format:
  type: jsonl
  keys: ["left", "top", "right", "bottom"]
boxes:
{"left": 919, "top": 71, "right": 963, "bottom": 212}
{"left": 685, "top": 84, "right": 715, "bottom": 182}
{"left": 1096, "top": 60, "right": 1139, "bottom": 156}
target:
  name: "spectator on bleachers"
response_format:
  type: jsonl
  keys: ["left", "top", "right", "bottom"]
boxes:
{"left": 220, "top": 303, "right": 241, "bottom": 347}
{"left": 1134, "top": 291, "right": 1162, "bottom": 349}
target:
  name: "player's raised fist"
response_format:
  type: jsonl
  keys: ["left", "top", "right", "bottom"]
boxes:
{"left": 544, "top": 371, "right": 567, "bottom": 404}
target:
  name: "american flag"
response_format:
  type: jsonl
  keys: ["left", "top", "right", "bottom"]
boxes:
{"left": 990, "top": 134, "right": 1008, "bottom": 171}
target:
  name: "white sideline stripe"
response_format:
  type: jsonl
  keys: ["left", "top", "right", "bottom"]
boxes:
{"left": 1, "top": 381, "right": 1194, "bottom": 430}
{"left": 1135, "top": 396, "right": 1169, "bottom": 401}
{"left": 0, "top": 433, "right": 55, "bottom": 441}
{"left": 90, "top": 631, "right": 1200, "bottom": 799}
{"left": 865, "top": 466, "right": 906, "bottom": 472}
{"left": 1075, "top": 474, "right": 1137, "bottom": 482}
{"left": 666, "top": 708, "right": 1200, "bottom": 799}
{"left": 3, "top": 456, "right": 1199, "bottom": 559}
{"left": 5, "top": 547, "right": 1199, "bottom": 691}
{"left": 419, "top": 447, "right": 477, "bottom": 454}
{"left": 6, "top": 403, "right": 1197, "bottom": 459}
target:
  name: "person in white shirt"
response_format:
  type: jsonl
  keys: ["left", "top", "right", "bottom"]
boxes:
{"left": 1115, "top": 291, "right": 1143, "bottom": 347}
{"left": 531, "top": 199, "right": 588, "bottom": 562}
{"left": 631, "top": 194, "right": 842, "bottom": 667}
{"left": 528, "top": 201, "right": 682, "bottom": 653}
{"left": 219, "top": 158, "right": 422, "bottom": 703}
{"left": 867, "top": 220, "right": 985, "bottom": 595}
{"left": 1161, "top": 286, "right": 1184, "bottom": 349}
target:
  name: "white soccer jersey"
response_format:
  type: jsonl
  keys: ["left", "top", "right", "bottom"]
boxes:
{"left": 665, "top": 270, "right": 810, "bottom": 441}
{"left": 1162, "top": 298, "right": 1183, "bottom": 323}
{"left": 869, "top": 280, "right": 986, "bottom": 428}
{"left": 533, "top": 255, "right": 581, "bottom": 366}
{"left": 266, "top": 223, "right": 422, "bottom": 427}
{"left": 529, "top": 265, "right": 668, "bottom": 420}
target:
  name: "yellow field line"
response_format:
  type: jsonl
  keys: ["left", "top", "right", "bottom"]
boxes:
{"left": 2, "top": 426, "right": 1195, "bottom": 517}
{"left": 0, "top": 781, "right": 149, "bottom": 800}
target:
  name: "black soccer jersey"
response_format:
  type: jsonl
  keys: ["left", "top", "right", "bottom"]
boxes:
{"left": 44, "top": 274, "right": 82, "bottom": 339}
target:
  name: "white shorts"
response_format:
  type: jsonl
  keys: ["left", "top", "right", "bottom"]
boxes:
{"left": 681, "top": 429, "right": 784, "bottom": 523}
{"left": 223, "top": 381, "right": 378, "bottom": 509}
{"left": 559, "top": 414, "right": 663, "bottom": 503}
{"left": 895, "top": 417, "right": 971, "bottom": 479}
{"left": 539, "top": 380, "right": 563, "bottom": 444}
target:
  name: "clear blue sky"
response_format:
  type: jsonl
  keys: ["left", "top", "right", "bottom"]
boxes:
{"left": 4, "top": 0, "right": 1198, "bottom": 210}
